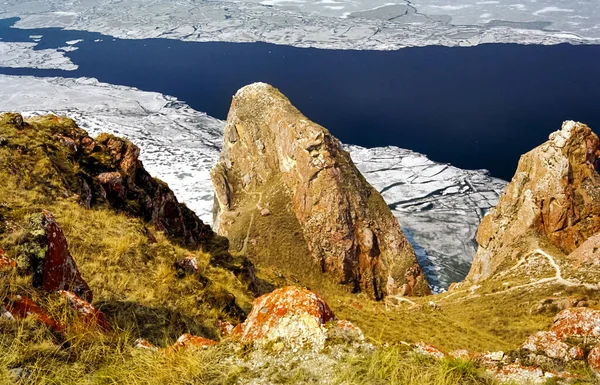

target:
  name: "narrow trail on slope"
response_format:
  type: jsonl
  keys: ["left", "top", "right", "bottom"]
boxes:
{"left": 440, "top": 248, "right": 600, "bottom": 303}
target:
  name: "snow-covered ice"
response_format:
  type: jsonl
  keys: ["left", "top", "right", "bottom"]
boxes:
{"left": 0, "top": 41, "right": 77, "bottom": 70}
{"left": 0, "top": 74, "right": 507, "bottom": 287}
{"left": 0, "top": 0, "right": 598, "bottom": 50}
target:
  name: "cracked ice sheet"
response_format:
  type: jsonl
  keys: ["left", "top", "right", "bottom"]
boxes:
{"left": 0, "top": 0, "right": 599, "bottom": 51}
{"left": 0, "top": 74, "right": 507, "bottom": 288}
{"left": 346, "top": 145, "right": 507, "bottom": 290}
{"left": 0, "top": 41, "right": 77, "bottom": 70}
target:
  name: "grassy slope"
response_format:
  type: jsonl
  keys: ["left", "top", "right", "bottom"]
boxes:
{"left": 0, "top": 113, "right": 597, "bottom": 384}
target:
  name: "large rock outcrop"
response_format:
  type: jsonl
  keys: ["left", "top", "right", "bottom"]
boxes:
{"left": 1, "top": 113, "right": 215, "bottom": 248}
{"left": 465, "top": 121, "right": 600, "bottom": 283}
{"left": 211, "top": 83, "right": 429, "bottom": 299}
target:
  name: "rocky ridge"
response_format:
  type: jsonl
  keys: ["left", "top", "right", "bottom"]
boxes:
{"left": 0, "top": 74, "right": 507, "bottom": 289}
{"left": 464, "top": 120, "right": 600, "bottom": 285}
{"left": 211, "top": 83, "right": 429, "bottom": 299}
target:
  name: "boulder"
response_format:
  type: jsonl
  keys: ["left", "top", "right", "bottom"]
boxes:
{"left": 551, "top": 308, "right": 600, "bottom": 341}
{"left": 211, "top": 83, "right": 429, "bottom": 299}
{"left": 42, "top": 211, "right": 93, "bottom": 302}
{"left": 175, "top": 256, "right": 200, "bottom": 274}
{"left": 171, "top": 333, "right": 217, "bottom": 351}
{"left": 134, "top": 338, "right": 158, "bottom": 351}
{"left": 413, "top": 342, "right": 446, "bottom": 359}
{"left": 466, "top": 121, "right": 600, "bottom": 282}
{"left": 588, "top": 345, "right": 600, "bottom": 376}
{"left": 58, "top": 290, "right": 110, "bottom": 330}
{"left": 232, "top": 286, "right": 336, "bottom": 351}
{"left": 0, "top": 248, "right": 16, "bottom": 269}
{"left": 16, "top": 210, "right": 92, "bottom": 302}
{"left": 4, "top": 295, "right": 63, "bottom": 332}
{"left": 522, "top": 331, "right": 583, "bottom": 361}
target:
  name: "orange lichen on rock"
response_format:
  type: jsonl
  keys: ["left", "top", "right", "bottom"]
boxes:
{"left": 4, "top": 295, "right": 63, "bottom": 332}
{"left": 0, "top": 248, "right": 17, "bottom": 270}
{"left": 58, "top": 290, "right": 110, "bottom": 330}
{"left": 234, "top": 286, "right": 335, "bottom": 344}
{"left": 522, "top": 331, "right": 584, "bottom": 361}
{"left": 551, "top": 308, "right": 600, "bottom": 340}
{"left": 171, "top": 333, "right": 217, "bottom": 351}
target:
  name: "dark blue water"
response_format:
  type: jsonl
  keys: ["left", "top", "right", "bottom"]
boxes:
{"left": 2, "top": 17, "right": 600, "bottom": 180}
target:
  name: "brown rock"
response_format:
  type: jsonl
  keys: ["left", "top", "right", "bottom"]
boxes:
{"left": 175, "top": 256, "right": 200, "bottom": 274}
{"left": 232, "top": 286, "right": 336, "bottom": 351}
{"left": 171, "top": 333, "right": 217, "bottom": 351}
{"left": 41, "top": 210, "right": 93, "bottom": 302}
{"left": 58, "top": 290, "right": 110, "bottom": 330}
{"left": 0, "top": 248, "right": 17, "bottom": 270}
{"left": 466, "top": 121, "right": 600, "bottom": 283}
{"left": 522, "top": 331, "right": 584, "bottom": 361}
{"left": 134, "top": 338, "right": 158, "bottom": 351}
{"left": 413, "top": 342, "right": 446, "bottom": 360}
{"left": 588, "top": 345, "right": 600, "bottom": 376}
{"left": 551, "top": 307, "right": 600, "bottom": 340}
{"left": 211, "top": 83, "right": 429, "bottom": 299}
{"left": 4, "top": 295, "right": 63, "bottom": 332}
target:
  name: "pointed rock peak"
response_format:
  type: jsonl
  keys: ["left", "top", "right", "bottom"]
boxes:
{"left": 464, "top": 121, "right": 600, "bottom": 284}
{"left": 211, "top": 83, "right": 430, "bottom": 299}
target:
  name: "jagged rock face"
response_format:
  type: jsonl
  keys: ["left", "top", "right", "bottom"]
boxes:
{"left": 15, "top": 210, "right": 92, "bottom": 302}
{"left": 1, "top": 113, "right": 216, "bottom": 248}
{"left": 211, "top": 83, "right": 429, "bottom": 298}
{"left": 41, "top": 211, "right": 93, "bottom": 302}
{"left": 466, "top": 121, "right": 600, "bottom": 283}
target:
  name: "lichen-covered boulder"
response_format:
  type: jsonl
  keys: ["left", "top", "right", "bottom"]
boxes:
{"left": 211, "top": 83, "right": 429, "bottom": 299}
{"left": 465, "top": 121, "right": 600, "bottom": 283}
{"left": 4, "top": 295, "right": 63, "bottom": 332}
{"left": 232, "top": 286, "right": 336, "bottom": 352}
{"left": 551, "top": 308, "right": 600, "bottom": 341}
{"left": 171, "top": 333, "right": 217, "bottom": 351}
{"left": 58, "top": 290, "right": 110, "bottom": 330}
{"left": 414, "top": 342, "right": 446, "bottom": 359}
{"left": 0, "top": 248, "right": 16, "bottom": 270}
{"left": 16, "top": 210, "right": 92, "bottom": 302}
{"left": 588, "top": 345, "right": 600, "bottom": 376}
{"left": 134, "top": 338, "right": 158, "bottom": 351}
{"left": 522, "top": 331, "right": 584, "bottom": 361}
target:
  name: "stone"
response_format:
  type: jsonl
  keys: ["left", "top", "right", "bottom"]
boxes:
{"left": 588, "top": 344, "right": 600, "bottom": 376}
{"left": 465, "top": 121, "right": 600, "bottom": 283}
{"left": 550, "top": 308, "right": 600, "bottom": 340}
{"left": 325, "top": 320, "right": 365, "bottom": 343}
{"left": 530, "top": 297, "right": 580, "bottom": 315}
{"left": 58, "top": 290, "right": 110, "bottom": 330}
{"left": 0, "top": 304, "right": 14, "bottom": 320}
{"left": 175, "top": 256, "right": 200, "bottom": 274}
{"left": 211, "top": 83, "right": 429, "bottom": 299}
{"left": 0, "top": 248, "right": 17, "bottom": 269}
{"left": 217, "top": 320, "right": 235, "bottom": 337}
{"left": 41, "top": 210, "right": 93, "bottom": 302}
{"left": 134, "top": 338, "right": 158, "bottom": 351}
{"left": 171, "top": 333, "right": 217, "bottom": 351}
{"left": 232, "top": 286, "right": 336, "bottom": 352}
{"left": 413, "top": 342, "right": 446, "bottom": 359}
{"left": 522, "top": 331, "right": 584, "bottom": 361}
{"left": 4, "top": 295, "right": 63, "bottom": 332}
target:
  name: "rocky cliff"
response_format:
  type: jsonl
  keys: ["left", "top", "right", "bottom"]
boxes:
{"left": 211, "top": 83, "right": 429, "bottom": 299}
{"left": 465, "top": 120, "right": 600, "bottom": 283}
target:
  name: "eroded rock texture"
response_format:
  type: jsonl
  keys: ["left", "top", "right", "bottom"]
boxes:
{"left": 16, "top": 210, "right": 92, "bottom": 302}
{"left": 466, "top": 121, "right": 600, "bottom": 283}
{"left": 2, "top": 113, "right": 216, "bottom": 248}
{"left": 211, "top": 83, "right": 429, "bottom": 298}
